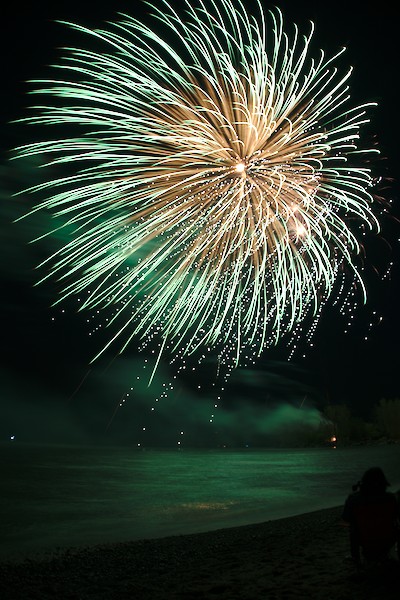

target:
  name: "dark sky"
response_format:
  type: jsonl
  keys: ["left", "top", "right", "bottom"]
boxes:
{"left": 1, "top": 0, "right": 399, "bottom": 446}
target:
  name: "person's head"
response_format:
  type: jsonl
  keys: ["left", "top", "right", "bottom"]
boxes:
{"left": 359, "top": 467, "right": 390, "bottom": 495}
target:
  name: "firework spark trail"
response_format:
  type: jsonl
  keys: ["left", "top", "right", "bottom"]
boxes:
{"left": 15, "top": 0, "right": 380, "bottom": 368}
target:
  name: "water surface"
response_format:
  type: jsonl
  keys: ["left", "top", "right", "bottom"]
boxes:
{"left": 1, "top": 443, "right": 399, "bottom": 559}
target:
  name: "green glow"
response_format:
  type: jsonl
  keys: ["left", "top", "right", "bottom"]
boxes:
{"left": 15, "top": 0, "right": 380, "bottom": 366}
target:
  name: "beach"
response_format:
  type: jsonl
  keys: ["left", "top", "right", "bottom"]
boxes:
{"left": 1, "top": 505, "right": 399, "bottom": 599}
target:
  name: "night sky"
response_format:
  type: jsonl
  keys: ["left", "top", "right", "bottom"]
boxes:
{"left": 1, "top": 0, "right": 399, "bottom": 446}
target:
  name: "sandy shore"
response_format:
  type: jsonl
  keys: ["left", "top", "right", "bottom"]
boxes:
{"left": 1, "top": 506, "right": 399, "bottom": 599}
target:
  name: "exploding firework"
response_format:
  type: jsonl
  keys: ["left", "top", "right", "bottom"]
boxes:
{"left": 15, "top": 0, "right": 379, "bottom": 370}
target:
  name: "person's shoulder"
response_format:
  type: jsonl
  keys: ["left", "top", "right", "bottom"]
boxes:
{"left": 342, "top": 491, "right": 361, "bottom": 522}
{"left": 384, "top": 491, "right": 398, "bottom": 503}
{"left": 342, "top": 491, "right": 361, "bottom": 512}
{"left": 345, "top": 491, "right": 361, "bottom": 505}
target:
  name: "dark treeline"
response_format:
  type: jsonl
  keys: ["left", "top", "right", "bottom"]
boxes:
{"left": 320, "top": 398, "right": 400, "bottom": 446}
{"left": 249, "top": 398, "right": 400, "bottom": 448}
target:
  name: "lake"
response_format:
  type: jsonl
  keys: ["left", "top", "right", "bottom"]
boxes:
{"left": 1, "top": 443, "right": 399, "bottom": 560}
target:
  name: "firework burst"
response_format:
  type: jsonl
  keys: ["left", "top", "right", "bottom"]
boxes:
{"left": 15, "top": 0, "right": 379, "bottom": 369}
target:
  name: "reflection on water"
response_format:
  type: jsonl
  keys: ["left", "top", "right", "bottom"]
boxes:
{"left": 1, "top": 443, "right": 399, "bottom": 559}
{"left": 180, "top": 501, "right": 236, "bottom": 511}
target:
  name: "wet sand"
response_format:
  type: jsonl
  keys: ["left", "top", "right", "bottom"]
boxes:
{"left": 1, "top": 505, "right": 399, "bottom": 599}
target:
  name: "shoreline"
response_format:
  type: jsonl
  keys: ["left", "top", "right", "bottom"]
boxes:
{"left": 1, "top": 505, "right": 399, "bottom": 599}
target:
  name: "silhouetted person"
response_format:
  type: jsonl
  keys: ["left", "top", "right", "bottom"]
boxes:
{"left": 342, "top": 467, "right": 399, "bottom": 565}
